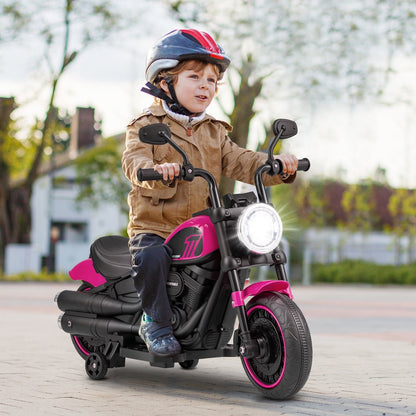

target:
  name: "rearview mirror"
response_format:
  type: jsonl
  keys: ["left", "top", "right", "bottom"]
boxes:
{"left": 138, "top": 123, "right": 192, "bottom": 167}
{"left": 139, "top": 123, "right": 171, "bottom": 145}
{"left": 272, "top": 119, "right": 298, "bottom": 139}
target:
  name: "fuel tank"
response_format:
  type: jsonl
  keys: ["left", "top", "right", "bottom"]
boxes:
{"left": 165, "top": 215, "right": 219, "bottom": 263}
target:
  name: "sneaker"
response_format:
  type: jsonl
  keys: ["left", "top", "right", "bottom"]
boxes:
{"left": 139, "top": 314, "right": 181, "bottom": 358}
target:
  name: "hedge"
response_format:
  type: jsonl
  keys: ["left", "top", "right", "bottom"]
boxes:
{"left": 0, "top": 271, "right": 71, "bottom": 282}
{"left": 312, "top": 260, "right": 416, "bottom": 285}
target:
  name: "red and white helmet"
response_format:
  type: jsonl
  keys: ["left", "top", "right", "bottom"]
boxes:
{"left": 145, "top": 28, "right": 231, "bottom": 83}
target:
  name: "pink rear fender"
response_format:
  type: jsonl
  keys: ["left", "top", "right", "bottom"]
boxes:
{"left": 68, "top": 258, "right": 107, "bottom": 287}
{"left": 232, "top": 280, "right": 293, "bottom": 308}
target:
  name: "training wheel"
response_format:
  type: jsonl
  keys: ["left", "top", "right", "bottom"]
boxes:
{"left": 179, "top": 359, "right": 199, "bottom": 370}
{"left": 85, "top": 351, "right": 108, "bottom": 380}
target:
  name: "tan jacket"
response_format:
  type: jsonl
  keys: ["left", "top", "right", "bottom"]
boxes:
{"left": 122, "top": 101, "right": 293, "bottom": 239}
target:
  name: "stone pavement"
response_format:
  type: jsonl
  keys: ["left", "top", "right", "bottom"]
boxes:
{"left": 0, "top": 281, "right": 415, "bottom": 416}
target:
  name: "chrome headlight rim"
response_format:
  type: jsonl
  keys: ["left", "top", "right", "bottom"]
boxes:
{"left": 237, "top": 203, "right": 283, "bottom": 254}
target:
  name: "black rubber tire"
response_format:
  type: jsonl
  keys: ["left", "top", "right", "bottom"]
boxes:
{"left": 70, "top": 282, "right": 106, "bottom": 360}
{"left": 240, "top": 292, "right": 312, "bottom": 400}
{"left": 71, "top": 334, "right": 106, "bottom": 360}
{"left": 85, "top": 351, "right": 108, "bottom": 380}
{"left": 179, "top": 359, "right": 199, "bottom": 370}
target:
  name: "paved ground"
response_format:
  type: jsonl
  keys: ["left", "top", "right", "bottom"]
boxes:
{"left": 0, "top": 281, "right": 415, "bottom": 416}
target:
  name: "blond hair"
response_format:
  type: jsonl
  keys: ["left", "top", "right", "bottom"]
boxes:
{"left": 155, "top": 60, "right": 221, "bottom": 92}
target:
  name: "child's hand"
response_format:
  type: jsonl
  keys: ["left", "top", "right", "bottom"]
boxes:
{"left": 154, "top": 163, "right": 180, "bottom": 181}
{"left": 274, "top": 155, "right": 298, "bottom": 176}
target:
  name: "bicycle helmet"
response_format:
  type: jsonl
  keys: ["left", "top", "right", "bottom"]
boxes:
{"left": 145, "top": 28, "right": 231, "bottom": 83}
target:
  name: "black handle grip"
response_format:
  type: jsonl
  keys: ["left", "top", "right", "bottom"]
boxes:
{"left": 297, "top": 158, "right": 310, "bottom": 172}
{"left": 137, "top": 168, "right": 164, "bottom": 182}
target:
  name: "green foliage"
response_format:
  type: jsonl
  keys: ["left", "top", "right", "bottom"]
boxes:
{"left": 74, "top": 137, "right": 130, "bottom": 212}
{"left": 1, "top": 111, "right": 26, "bottom": 178}
{"left": 270, "top": 177, "right": 413, "bottom": 234}
{"left": 313, "top": 260, "right": 416, "bottom": 285}
{"left": 387, "top": 188, "right": 416, "bottom": 263}
{"left": 1, "top": 2, "right": 30, "bottom": 42}
{"left": 293, "top": 180, "right": 328, "bottom": 228}
{"left": 272, "top": 178, "right": 344, "bottom": 229}
{"left": 2, "top": 107, "right": 71, "bottom": 182}
{"left": 388, "top": 188, "right": 416, "bottom": 237}
{"left": 340, "top": 183, "right": 373, "bottom": 232}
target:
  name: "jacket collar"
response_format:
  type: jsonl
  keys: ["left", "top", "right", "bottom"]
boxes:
{"left": 147, "top": 101, "right": 223, "bottom": 126}
{"left": 145, "top": 101, "right": 232, "bottom": 143}
{"left": 161, "top": 100, "right": 206, "bottom": 126}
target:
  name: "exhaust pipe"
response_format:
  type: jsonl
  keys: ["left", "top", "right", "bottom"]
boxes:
{"left": 55, "top": 290, "right": 141, "bottom": 316}
{"left": 58, "top": 312, "right": 141, "bottom": 337}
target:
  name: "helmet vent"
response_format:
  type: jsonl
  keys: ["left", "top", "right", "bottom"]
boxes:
{"left": 181, "top": 29, "right": 221, "bottom": 53}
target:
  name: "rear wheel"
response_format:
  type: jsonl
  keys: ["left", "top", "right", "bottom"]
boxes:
{"left": 70, "top": 282, "right": 106, "bottom": 359}
{"left": 71, "top": 334, "right": 106, "bottom": 359}
{"left": 240, "top": 292, "right": 312, "bottom": 400}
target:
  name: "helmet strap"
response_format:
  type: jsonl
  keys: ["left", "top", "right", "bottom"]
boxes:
{"left": 141, "top": 81, "right": 193, "bottom": 117}
{"left": 141, "top": 82, "right": 176, "bottom": 105}
{"left": 165, "top": 80, "right": 193, "bottom": 116}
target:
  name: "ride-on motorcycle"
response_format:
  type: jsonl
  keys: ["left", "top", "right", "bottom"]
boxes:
{"left": 56, "top": 118, "right": 312, "bottom": 400}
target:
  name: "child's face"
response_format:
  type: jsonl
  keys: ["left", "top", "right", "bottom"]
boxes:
{"left": 168, "top": 64, "right": 218, "bottom": 115}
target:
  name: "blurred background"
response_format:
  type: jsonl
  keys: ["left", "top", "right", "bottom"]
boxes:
{"left": 1, "top": 0, "right": 415, "bottom": 283}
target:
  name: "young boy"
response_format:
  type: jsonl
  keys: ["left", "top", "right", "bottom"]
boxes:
{"left": 122, "top": 29, "right": 298, "bottom": 358}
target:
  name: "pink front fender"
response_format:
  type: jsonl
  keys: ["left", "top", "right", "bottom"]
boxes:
{"left": 232, "top": 280, "right": 293, "bottom": 308}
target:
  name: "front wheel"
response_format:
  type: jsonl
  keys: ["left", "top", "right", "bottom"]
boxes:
{"left": 240, "top": 292, "right": 312, "bottom": 400}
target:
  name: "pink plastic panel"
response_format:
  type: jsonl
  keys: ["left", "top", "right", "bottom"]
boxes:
{"left": 232, "top": 280, "right": 293, "bottom": 308}
{"left": 165, "top": 215, "right": 219, "bottom": 261}
{"left": 243, "top": 280, "right": 293, "bottom": 299}
{"left": 68, "top": 258, "right": 106, "bottom": 287}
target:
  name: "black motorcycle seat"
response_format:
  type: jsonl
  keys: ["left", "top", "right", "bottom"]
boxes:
{"left": 90, "top": 235, "right": 132, "bottom": 279}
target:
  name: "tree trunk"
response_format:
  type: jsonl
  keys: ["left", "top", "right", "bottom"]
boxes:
{"left": 219, "top": 58, "right": 263, "bottom": 196}
{"left": 0, "top": 97, "right": 16, "bottom": 271}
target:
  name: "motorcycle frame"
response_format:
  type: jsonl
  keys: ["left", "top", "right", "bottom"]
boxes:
{"left": 186, "top": 167, "right": 292, "bottom": 359}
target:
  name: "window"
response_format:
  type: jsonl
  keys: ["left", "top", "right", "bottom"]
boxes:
{"left": 51, "top": 222, "right": 88, "bottom": 243}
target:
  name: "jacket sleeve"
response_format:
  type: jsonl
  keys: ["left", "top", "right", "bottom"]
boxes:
{"left": 122, "top": 117, "right": 172, "bottom": 190}
{"left": 220, "top": 134, "right": 295, "bottom": 186}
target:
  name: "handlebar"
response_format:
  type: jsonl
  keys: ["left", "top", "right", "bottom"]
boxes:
{"left": 297, "top": 158, "right": 310, "bottom": 172}
{"left": 137, "top": 158, "right": 310, "bottom": 182}
{"left": 137, "top": 169, "right": 167, "bottom": 182}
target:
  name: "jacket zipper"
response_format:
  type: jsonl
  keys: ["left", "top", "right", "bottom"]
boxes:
{"left": 186, "top": 123, "right": 192, "bottom": 136}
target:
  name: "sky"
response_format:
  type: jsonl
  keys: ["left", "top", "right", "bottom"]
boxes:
{"left": 1, "top": 2, "right": 416, "bottom": 189}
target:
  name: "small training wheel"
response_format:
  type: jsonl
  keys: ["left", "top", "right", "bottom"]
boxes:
{"left": 85, "top": 352, "right": 108, "bottom": 380}
{"left": 179, "top": 359, "right": 199, "bottom": 370}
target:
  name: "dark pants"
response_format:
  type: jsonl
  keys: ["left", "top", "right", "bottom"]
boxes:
{"left": 129, "top": 233, "right": 173, "bottom": 323}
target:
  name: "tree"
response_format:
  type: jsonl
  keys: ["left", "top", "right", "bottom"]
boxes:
{"left": 74, "top": 136, "right": 130, "bottom": 215}
{"left": 0, "top": 97, "right": 18, "bottom": 271}
{"left": 0, "top": 1, "right": 30, "bottom": 42}
{"left": 163, "top": 0, "right": 416, "bottom": 193}
{"left": 340, "top": 183, "right": 374, "bottom": 232}
{"left": 0, "top": 0, "right": 123, "bottom": 271}
{"left": 388, "top": 188, "right": 416, "bottom": 264}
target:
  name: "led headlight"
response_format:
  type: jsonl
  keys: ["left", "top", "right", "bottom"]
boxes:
{"left": 237, "top": 203, "right": 283, "bottom": 254}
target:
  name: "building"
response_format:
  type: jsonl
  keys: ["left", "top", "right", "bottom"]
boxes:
{"left": 5, "top": 108, "right": 126, "bottom": 275}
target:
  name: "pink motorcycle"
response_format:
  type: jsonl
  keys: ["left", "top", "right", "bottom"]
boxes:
{"left": 56, "top": 119, "right": 312, "bottom": 400}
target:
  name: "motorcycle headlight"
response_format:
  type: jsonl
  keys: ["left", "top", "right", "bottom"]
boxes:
{"left": 237, "top": 203, "right": 283, "bottom": 254}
